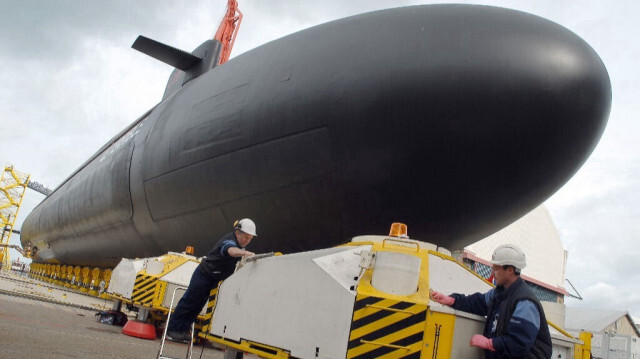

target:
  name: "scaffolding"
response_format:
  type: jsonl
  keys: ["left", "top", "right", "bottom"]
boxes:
{"left": 0, "top": 165, "right": 30, "bottom": 269}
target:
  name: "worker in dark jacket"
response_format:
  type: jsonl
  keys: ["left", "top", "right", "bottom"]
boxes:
{"left": 431, "top": 244, "right": 552, "bottom": 358}
{"left": 167, "top": 218, "right": 257, "bottom": 342}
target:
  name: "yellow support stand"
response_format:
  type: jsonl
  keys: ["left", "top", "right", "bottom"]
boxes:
{"left": 54, "top": 265, "right": 62, "bottom": 285}
{"left": 33, "top": 263, "right": 40, "bottom": 279}
{"left": 51, "top": 264, "right": 57, "bottom": 283}
{"left": 46, "top": 264, "right": 54, "bottom": 283}
{"left": 89, "top": 268, "right": 102, "bottom": 297}
{"left": 59, "top": 265, "right": 68, "bottom": 286}
{"left": 99, "top": 269, "right": 112, "bottom": 299}
{"left": 65, "top": 266, "right": 73, "bottom": 288}
{"left": 71, "top": 266, "right": 81, "bottom": 290}
{"left": 33, "top": 263, "right": 39, "bottom": 278}
{"left": 80, "top": 267, "right": 90, "bottom": 293}
{"left": 0, "top": 165, "right": 30, "bottom": 269}
{"left": 38, "top": 263, "right": 44, "bottom": 280}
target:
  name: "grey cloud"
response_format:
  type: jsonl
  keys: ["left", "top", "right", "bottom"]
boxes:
{"left": 551, "top": 167, "right": 640, "bottom": 316}
{"left": 0, "top": 1, "right": 212, "bottom": 65}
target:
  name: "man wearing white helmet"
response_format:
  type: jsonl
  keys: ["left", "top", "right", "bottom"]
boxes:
{"left": 167, "top": 218, "right": 257, "bottom": 342}
{"left": 431, "top": 244, "right": 552, "bottom": 358}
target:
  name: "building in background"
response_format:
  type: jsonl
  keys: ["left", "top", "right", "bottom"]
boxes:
{"left": 565, "top": 307, "right": 640, "bottom": 359}
{"left": 455, "top": 205, "right": 569, "bottom": 303}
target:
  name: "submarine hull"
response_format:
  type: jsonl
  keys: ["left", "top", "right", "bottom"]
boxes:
{"left": 22, "top": 5, "right": 611, "bottom": 267}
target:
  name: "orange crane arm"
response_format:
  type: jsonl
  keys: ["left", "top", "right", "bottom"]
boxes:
{"left": 214, "top": 0, "right": 243, "bottom": 65}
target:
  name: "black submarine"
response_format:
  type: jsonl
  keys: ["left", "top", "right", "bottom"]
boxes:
{"left": 22, "top": 4, "right": 611, "bottom": 268}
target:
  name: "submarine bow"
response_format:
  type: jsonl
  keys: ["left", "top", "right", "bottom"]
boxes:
{"left": 22, "top": 5, "right": 611, "bottom": 267}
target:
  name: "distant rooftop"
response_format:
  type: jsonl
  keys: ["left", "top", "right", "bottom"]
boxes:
{"left": 565, "top": 307, "right": 640, "bottom": 337}
{"left": 566, "top": 307, "right": 626, "bottom": 331}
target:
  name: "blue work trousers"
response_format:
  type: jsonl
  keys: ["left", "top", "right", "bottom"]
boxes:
{"left": 167, "top": 265, "right": 218, "bottom": 333}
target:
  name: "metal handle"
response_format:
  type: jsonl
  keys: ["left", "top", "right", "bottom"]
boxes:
{"left": 360, "top": 339, "right": 411, "bottom": 350}
{"left": 365, "top": 304, "right": 417, "bottom": 315}
{"left": 242, "top": 252, "right": 276, "bottom": 263}
{"left": 382, "top": 238, "right": 420, "bottom": 252}
{"left": 237, "top": 252, "right": 276, "bottom": 270}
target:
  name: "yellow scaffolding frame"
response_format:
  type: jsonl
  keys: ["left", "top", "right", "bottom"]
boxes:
{"left": 0, "top": 165, "right": 30, "bottom": 269}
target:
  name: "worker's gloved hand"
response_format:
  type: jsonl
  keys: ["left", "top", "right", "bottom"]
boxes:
{"left": 469, "top": 334, "right": 495, "bottom": 351}
{"left": 430, "top": 290, "right": 455, "bottom": 306}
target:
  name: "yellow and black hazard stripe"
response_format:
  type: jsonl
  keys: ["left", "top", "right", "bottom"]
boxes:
{"left": 132, "top": 273, "right": 159, "bottom": 306}
{"left": 347, "top": 295, "right": 427, "bottom": 359}
{"left": 199, "top": 285, "right": 219, "bottom": 333}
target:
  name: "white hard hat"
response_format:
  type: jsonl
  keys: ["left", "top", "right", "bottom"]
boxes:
{"left": 235, "top": 218, "right": 257, "bottom": 236}
{"left": 490, "top": 244, "right": 526, "bottom": 270}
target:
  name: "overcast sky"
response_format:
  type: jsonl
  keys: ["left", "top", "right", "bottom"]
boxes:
{"left": 1, "top": 1, "right": 638, "bottom": 321}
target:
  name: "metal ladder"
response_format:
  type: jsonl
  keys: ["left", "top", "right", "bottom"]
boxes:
{"left": 157, "top": 286, "right": 195, "bottom": 359}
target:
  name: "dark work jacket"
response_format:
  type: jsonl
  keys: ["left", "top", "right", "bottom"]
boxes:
{"left": 451, "top": 277, "right": 552, "bottom": 359}
{"left": 198, "top": 232, "right": 242, "bottom": 282}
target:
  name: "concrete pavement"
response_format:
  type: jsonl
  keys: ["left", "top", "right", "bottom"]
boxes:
{"left": 0, "top": 270, "right": 225, "bottom": 358}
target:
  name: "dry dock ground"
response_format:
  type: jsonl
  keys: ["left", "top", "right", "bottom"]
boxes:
{"left": 0, "top": 271, "right": 224, "bottom": 358}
